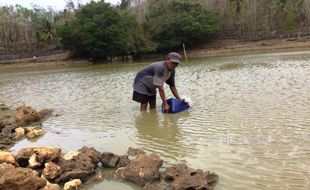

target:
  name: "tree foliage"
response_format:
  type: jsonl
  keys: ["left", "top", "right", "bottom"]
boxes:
{"left": 144, "top": 0, "right": 219, "bottom": 52}
{"left": 57, "top": 0, "right": 141, "bottom": 60}
{"left": 2, "top": 0, "right": 310, "bottom": 60}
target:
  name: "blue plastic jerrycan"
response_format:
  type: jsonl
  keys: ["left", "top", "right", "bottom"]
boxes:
{"left": 162, "top": 98, "right": 190, "bottom": 113}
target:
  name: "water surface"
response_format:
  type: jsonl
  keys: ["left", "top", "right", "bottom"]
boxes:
{"left": 0, "top": 51, "right": 309, "bottom": 190}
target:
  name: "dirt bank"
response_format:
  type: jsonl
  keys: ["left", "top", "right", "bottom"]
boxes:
{"left": 1, "top": 37, "right": 310, "bottom": 70}
{"left": 0, "top": 51, "right": 92, "bottom": 70}
{"left": 186, "top": 37, "right": 310, "bottom": 58}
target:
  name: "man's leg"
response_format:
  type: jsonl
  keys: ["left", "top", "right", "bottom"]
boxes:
{"left": 149, "top": 94, "right": 156, "bottom": 110}
{"left": 133, "top": 91, "right": 149, "bottom": 111}
{"left": 140, "top": 103, "right": 148, "bottom": 111}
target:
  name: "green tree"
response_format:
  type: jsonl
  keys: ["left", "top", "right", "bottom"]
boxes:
{"left": 57, "top": 0, "right": 141, "bottom": 60}
{"left": 144, "top": 0, "right": 219, "bottom": 52}
{"left": 120, "top": 0, "right": 131, "bottom": 9}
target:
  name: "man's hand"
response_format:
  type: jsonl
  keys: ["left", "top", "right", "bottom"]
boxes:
{"left": 181, "top": 99, "right": 188, "bottom": 104}
{"left": 163, "top": 102, "right": 170, "bottom": 113}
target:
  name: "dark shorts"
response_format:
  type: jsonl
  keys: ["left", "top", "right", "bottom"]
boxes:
{"left": 132, "top": 91, "right": 156, "bottom": 105}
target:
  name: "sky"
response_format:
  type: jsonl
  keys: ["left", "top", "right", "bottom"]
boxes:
{"left": 0, "top": 0, "right": 120, "bottom": 10}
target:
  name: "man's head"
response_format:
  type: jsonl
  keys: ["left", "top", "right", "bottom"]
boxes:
{"left": 166, "top": 52, "right": 182, "bottom": 70}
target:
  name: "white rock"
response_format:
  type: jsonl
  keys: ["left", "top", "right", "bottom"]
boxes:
{"left": 0, "top": 151, "right": 15, "bottom": 164}
{"left": 64, "top": 179, "right": 82, "bottom": 190}
{"left": 63, "top": 151, "right": 80, "bottom": 160}
{"left": 14, "top": 127, "right": 25, "bottom": 139}
{"left": 29, "top": 154, "right": 41, "bottom": 168}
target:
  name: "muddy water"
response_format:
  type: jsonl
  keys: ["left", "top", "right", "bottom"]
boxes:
{"left": 0, "top": 51, "right": 310, "bottom": 190}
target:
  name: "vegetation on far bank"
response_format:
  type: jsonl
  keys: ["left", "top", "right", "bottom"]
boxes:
{"left": 0, "top": 0, "right": 310, "bottom": 61}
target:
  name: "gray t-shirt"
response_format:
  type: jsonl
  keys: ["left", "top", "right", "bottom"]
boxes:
{"left": 133, "top": 61, "right": 176, "bottom": 96}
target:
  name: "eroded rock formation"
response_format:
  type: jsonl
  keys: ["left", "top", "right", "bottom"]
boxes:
{"left": 0, "top": 147, "right": 219, "bottom": 190}
{"left": 0, "top": 104, "right": 54, "bottom": 150}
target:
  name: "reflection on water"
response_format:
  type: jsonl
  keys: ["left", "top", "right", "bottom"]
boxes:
{"left": 0, "top": 51, "right": 310, "bottom": 190}
{"left": 134, "top": 111, "right": 194, "bottom": 164}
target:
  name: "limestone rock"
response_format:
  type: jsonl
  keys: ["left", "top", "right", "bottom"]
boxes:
{"left": 43, "top": 162, "right": 61, "bottom": 180}
{"left": 55, "top": 147, "right": 101, "bottom": 183}
{"left": 15, "top": 147, "right": 61, "bottom": 167}
{"left": 116, "top": 155, "right": 130, "bottom": 169}
{"left": 93, "top": 170, "right": 105, "bottom": 181}
{"left": 0, "top": 164, "right": 46, "bottom": 190}
{"left": 144, "top": 184, "right": 167, "bottom": 190}
{"left": 0, "top": 151, "right": 15, "bottom": 164}
{"left": 101, "top": 152, "right": 120, "bottom": 168}
{"left": 127, "top": 147, "right": 146, "bottom": 157}
{"left": 43, "top": 183, "right": 62, "bottom": 190}
{"left": 0, "top": 134, "right": 15, "bottom": 150}
{"left": 114, "top": 153, "right": 163, "bottom": 186}
{"left": 34, "top": 147, "right": 61, "bottom": 163}
{"left": 161, "top": 164, "right": 219, "bottom": 190}
{"left": 79, "top": 146, "right": 102, "bottom": 163}
{"left": 63, "top": 151, "right": 80, "bottom": 160}
{"left": 64, "top": 179, "right": 82, "bottom": 190}
{"left": 15, "top": 147, "right": 34, "bottom": 167}
{"left": 161, "top": 163, "right": 194, "bottom": 182}
{"left": 16, "top": 105, "right": 41, "bottom": 125}
{"left": 38, "top": 109, "right": 54, "bottom": 121}
{"left": 29, "top": 154, "right": 41, "bottom": 168}
{"left": 14, "top": 127, "right": 25, "bottom": 140}
{"left": 0, "top": 163, "right": 15, "bottom": 170}
{"left": 24, "top": 125, "right": 45, "bottom": 139}
{"left": 0, "top": 115, "right": 17, "bottom": 128}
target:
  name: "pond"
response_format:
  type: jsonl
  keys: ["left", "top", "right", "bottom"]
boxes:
{"left": 0, "top": 51, "right": 309, "bottom": 190}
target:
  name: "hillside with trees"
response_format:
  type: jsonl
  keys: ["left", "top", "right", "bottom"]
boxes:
{"left": 0, "top": 0, "right": 309, "bottom": 61}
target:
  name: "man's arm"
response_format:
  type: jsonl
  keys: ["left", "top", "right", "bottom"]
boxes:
{"left": 170, "top": 85, "right": 181, "bottom": 100}
{"left": 158, "top": 86, "right": 169, "bottom": 112}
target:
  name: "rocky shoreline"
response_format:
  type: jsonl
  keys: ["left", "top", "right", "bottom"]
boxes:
{"left": 0, "top": 104, "right": 219, "bottom": 190}
{"left": 0, "top": 104, "right": 53, "bottom": 150}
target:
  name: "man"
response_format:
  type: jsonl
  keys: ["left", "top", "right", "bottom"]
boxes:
{"left": 132, "top": 52, "right": 183, "bottom": 112}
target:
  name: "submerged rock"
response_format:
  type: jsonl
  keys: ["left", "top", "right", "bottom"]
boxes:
{"left": 0, "top": 115, "right": 17, "bottom": 129}
{"left": 127, "top": 147, "right": 146, "bottom": 157}
{"left": 114, "top": 153, "right": 163, "bottom": 186}
{"left": 0, "top": 104, "right": 9, "bottom": 111}
{"left": 16, "top": 105, "right": 41, "bottom": 125}
{"left": 39, "top": 109, "right": 54, "bottom": 121}
{"left": 161, "top": 164, "right": 219, "bottom": 190}
{"left": 0, "top": 134, "right": 15, "bottom": 150}
{"left": 143, "top": 184, "right": 167, "bottom": 190}
{"left": 101, "top": 152, "right": 120, "bottom": 168}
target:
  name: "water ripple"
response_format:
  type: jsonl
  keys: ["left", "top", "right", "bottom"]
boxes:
{"left": 1, "top": 52, "right": 310, "bottom": 190}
